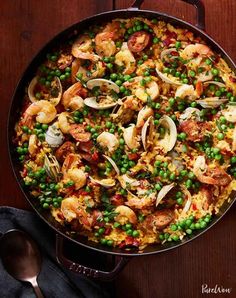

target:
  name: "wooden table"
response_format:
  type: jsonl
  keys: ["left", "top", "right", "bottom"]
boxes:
{"left": 1, "top": 1, "right": 235, "bottom": 297}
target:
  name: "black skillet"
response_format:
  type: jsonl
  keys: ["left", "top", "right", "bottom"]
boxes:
{"left": 8, "top": 0, "right": 236, "bottom": 281}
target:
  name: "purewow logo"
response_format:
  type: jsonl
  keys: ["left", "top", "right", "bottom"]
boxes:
{"left": 202, "top": 284, "right": 232, "bottom": 294}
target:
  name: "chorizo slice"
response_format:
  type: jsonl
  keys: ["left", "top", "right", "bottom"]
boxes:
{"left": 69, "top": 124, "right": 91, "bottom": 142}
{"left": 128, "top": 31, "right": 150, "bottom": 53}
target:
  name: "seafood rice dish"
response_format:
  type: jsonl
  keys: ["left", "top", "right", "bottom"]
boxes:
{"left": 14, "top": 17, "right": 236, "bottom": 250}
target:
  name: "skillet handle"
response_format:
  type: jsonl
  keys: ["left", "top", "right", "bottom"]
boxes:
{"left": 128, "top": 0, "right": 205, "bottom": 31}
{"left": 55, "top": 234, "right": 129, "bottom": 281}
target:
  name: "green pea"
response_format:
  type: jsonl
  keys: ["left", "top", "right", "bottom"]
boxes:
{"left": 100, "top": 238, "right": 107, "bottom": 245}
{"left": 132, "top": 230, "right": 139, "bottom": 237}
{"left": 217, "top": 133, "right": 224, "bottom": 140}
{"left": 200, "top": 221, "right": 207, "bottom": 229}
{"left": 107, "top": 63, "right": 113, "bottom": 69}
{"left": 115, "top": 80, "right": 122, "bottom": 86}
{"left": 168, "top": 97, "right": 175, "bottom": 106}
{"left": 186, "top": 229, "right": 192, "bottom": 235}
{"left": 215, "top": 90, "right": 221, "bottom": 97}
{"left": 98, "top": 227, "right": 105, "bottom": 235}
{"left": 169, "top": 173, "right": 176, "bottom": 181}
{"left": 231, "top": 156, "right": 236, "bottom": 164}
{"left": 159, "top": 234, "right": 164, "bottom": 241}
{"left": 205, "top": 58, "right": 212, "bottom": 65}
{"left": 171, "top": 224, "right": 177, "bottom": 231}
{"left": 189, "top": 70, "right": 196, "bottom": 77}
{"left": 211, "top": 68, "right": 219, "bottom": 76}
{"left": 42, "top": 203, "right": 50, "bottom": 209}
{"left": 42, "top": 124, "right": 48, "bottom": 131}
{"left": 114, "top": 222, "right": 121, "bottom": 228}
{"left": 126, "top": 229, "right": 133, "bottom": 236}
{"left": 182, "top": 78, "right": 188, "bottom": 84}
{"left": 153, "top": 37, "right": 160, "bottom": 44}
{"left": 178, "top": 132, "right": 187, "bottom": 140}
{"left": 177, "top": 197, "right": 183, "bottom": 205}
{"left": 175, "top": 71, "right": 181, "bottom": 77}
{"left": 107, "top": 240, "right": 113, "bottom": 246}
{"left": 60, "top": 74, "right": 66, "bottom": 81}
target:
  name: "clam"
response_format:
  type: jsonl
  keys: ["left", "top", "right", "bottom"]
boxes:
{"left": 44, "top": 153, "right": 61, "bottom": 182}
{"left": 28, "top": 76, "right": 62, "bottom": 106}
{"left": 160, "top": 48, "right": 178, "bottom": 61}
{"left": 89, "top": 177, "right": 115, "bottom": 188}
{"left": 84, "top": 96, "right": 117, "bottom": 110}
{"left": 222, "top": 105, "right": 236, "bottom": 122}
{"left": 197, "top": 71, "right": 213, "bottom": 82}
{"left": 136, "top": 106, "right": 154, "bottom": 128}
{"left": 175, "top": 84, "right": 197, "bottom": 100}
{"left": 157, "top": 116, "right": 177, "bottom": 152}
{"left": 45, "top": 123, "right": 64, "bottom": 148}
{"left": 103, "top": 155, "right": 120, "bottom": 175}
{"left": 141, "top": 116, "right": 155, "bottom": 151}
{"left": 156, "top": 67, "right": 182, "bottom": 86}
{"left": 123, "top": 124, "right": 140, "bottom": 150}
{"left": 181, "top": 187, "right": 192, "bottom": 214}
{"left": 97, "top": 132, "right": 119, "bottom": 153}
{"left": 156, "top": 183, "right": 175, "bottom": 207}
{"left": 179, "top": 107, "right": 201, "bottom": 123}
{"left": 196, "top": 97, "right": 228, "bottom": 108}
{"left": 118, "top": 174, "right": 140, "bottom": 189}
{"left": 84, "top": 78, "right": 120, "bottom": 109}
{"left": 203, "top": 81, "right": 226, "bottom": 88}
{"left": 87, "top": 78, "right": 120, "bottom": 93}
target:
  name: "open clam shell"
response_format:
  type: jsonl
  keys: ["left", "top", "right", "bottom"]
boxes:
{"left": 28, "top": 76, "right": 62, "bottom": 106}
{"left": 203, "top": 81, "right": 226, "bottom": 88}
{"left": 45, "top": 123, "right": 64, "bottom": 148}
{"left": 179, "top": 107, "right": 201, "bottom": 123}
{"left": 87, "top": 78, "right": 120, "bottom": 93}
{"left": 222, "top": 105, "right": 236, "bottom": 122}
{"left": 160, "top": 48, "right": 178, "bottom": 61}
{"left": 118, "top": 174, "right": 140, "bottom": 189}
{"left": 196, "top": 97, "right": 228, "bottom": 108}
{"left": 89, "top": 177, "right": 115, "bottom": 188}
{"left": 84, "top": 96, "right": 117, "bottom": 109}
{"left": 156, "top": 183, "right": 175, "bottom": 207}
{"left": 141, "top": 116, "right": 154, "bottom": 151}
{"left": 44, "top": 153, "right": 61, "bottom": 182}
{"left": 103, "top": 155, "right": 120, "bottom": 175}
{"left": 157, "top": 116, "right": 177, "bottom": 152}
{"left": 123, "top": 124, "right": 140, "bottom": 149}
{"left": 156, "top": 67, "right": 182, "bottom": 86}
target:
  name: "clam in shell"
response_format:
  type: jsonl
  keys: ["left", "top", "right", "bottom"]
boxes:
{"left": 84, "top": 78, "right": 120, "bottom": 109}
{"left": 179, "top": 107, "right": 201, "bottom": 123}
{"left": 123, "top": 124, "right": 140, "bottom": 149}
{"left": 89, "top": 177, "right": 115, "bottom": 188}
{"left": 45, "top": 123, "right": 64, "bottom": 148}
{"left": 196, "top": 97, "right": 228, "bottom": 108}
{"left": 87, "top": 78, "right": 120, "bottom": 93}
{"left": 156, "top": 67, "right": 182, "bottom": 86}
{"left": 103, "top": 155, "right": 120, "bottom": 175}
{"left": 141, "top": 116, "right": 155, "bottom": 151}
{"left": 157, "top": 116, "right": 177, "bottom": 152}
{"left": 156, "top": 183, "right": 175, "bottom": 207}
{"left": 44, "top": 153, "right": 61, "bottom": 182}
{"left": 28, "top": 76, "right": 62, "bottom": 106}
{"left": 118, "top": 174, "right": 140, "bottom": 189}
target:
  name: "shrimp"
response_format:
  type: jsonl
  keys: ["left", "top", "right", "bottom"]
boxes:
{"left": 95, "top": 32, "right": 116, "bottom": 57}
{"left": 123, "top": 95, "right": 141, "bottom": 111}
{"left": 114, "top": 42, "right": 136, "bottom": 75}
{"left": 58, "top": 112, "right": 71, "bottom": 134}
{"left": 72, "top": 35, "right": 93, "bottom": 58}
{"left": 62, "top": 153, "right": 81, "bottom": 174}
{"left": 193, "top": 156, "right": 231, "bottom": 186}
{"left": 114, "top": 205, "right": 137, "bottom": 225}
{"left": 180, "top": 43, "right": 213, "bottom": 60}
{"left": 71, "top": 58, "right": 105, "bottom": 82}
{"left": 66, "top": 168, "right": 87, "bottom": 190}
{"left": 28, "top": 134, "right": 38, "bottom": 156}
{"left": 62, "top": 153, "right": 87, "bottom": 189}
{"left": 22, "top": 100, "right": 57, "bottom": 126}
{"left": 136, "top": 59, "right": 155, "bottom": 76}
{"left": 61, "top": 196, "right": 93, "bottom": 229}
{"left": 136, "top": 106, "right": 154, "bottom": 128}
{"left": 96, "top": 132, "right": 119, "bottom": 153}
{"left": 125, "top": 77, "right": 159, "bottom": 102}
{"left": 175, "top": 84, "right": 197, "bottom": 100}
{"left": 125, "top": 194, "right": 154, "bottom": 209}
{"left": 62, "top": 82, "right": 87, "bottom": 110}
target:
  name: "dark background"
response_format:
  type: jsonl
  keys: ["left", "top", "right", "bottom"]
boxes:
{"left": 0, "top": 1, "right": 235, "bottom": 297}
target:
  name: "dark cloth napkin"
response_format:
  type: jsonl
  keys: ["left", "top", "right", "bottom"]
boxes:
{"left": 0, "top": 206, "right": 114, "bottom": 298}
